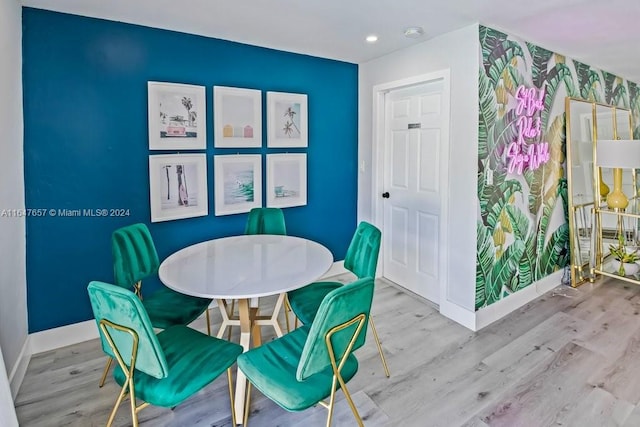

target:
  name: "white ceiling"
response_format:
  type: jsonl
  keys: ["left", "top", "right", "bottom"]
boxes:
{"left": 20, "top": 0, "right": 640, "bottom": 82}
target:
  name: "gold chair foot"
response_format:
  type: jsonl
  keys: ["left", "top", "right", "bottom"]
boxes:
{"left": 99, "top": 357, "right": 113, "bottom": 388}
{"left": 369, "top": 317, "right": 390, "bottom": 377}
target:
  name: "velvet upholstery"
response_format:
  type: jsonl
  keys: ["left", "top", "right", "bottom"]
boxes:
{"left": 112, "top": 223, "right": 160, "bottom": 289}
{"left": 288, "top": 221, "right": 381, "bottom": 325}
{"left": 113, "top": 325, "right": 243, "bottom": 407}
{"left": 111, "top": 223, "right": 212, "bottom": 329}
{"left": 343, "top": 222, "right": 381, "bottom": 279}
{"left": 88, "top": 281, "right": 243, "bottom": 409}
{"left": 237, "top": 277, "right": 374, "bottom": 413}
{"left": 88, "top": 281, "right": 168, "bottom": 379}
{"left": 244, "top": 207, "right": 286, "bottom": 235}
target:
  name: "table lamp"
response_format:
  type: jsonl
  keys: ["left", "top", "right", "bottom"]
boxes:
{"left": 596, "top": 139, "right": 640, "bottom": 210}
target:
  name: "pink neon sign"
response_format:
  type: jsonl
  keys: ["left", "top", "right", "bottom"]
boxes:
{"left": 506, "top": 85, "right": 551, "bottom": 175}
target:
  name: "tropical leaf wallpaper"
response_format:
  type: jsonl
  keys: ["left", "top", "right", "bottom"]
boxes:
{"left": 476, "top": 25, "right": 640, "bottom": 310}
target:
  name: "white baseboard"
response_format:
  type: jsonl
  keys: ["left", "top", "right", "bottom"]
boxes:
{"left": 475, "top": 270, "right": 563, "bottom": 330}
{"left": 8, "top": 341, "right": 29, "bottom": 400}
{"left": 28, "top": 319, "right": 99, "bottom": 356}
{"left": 439, "top": 299, "right": 477, "bottom": 330}
{"left": 437, "top": 271, "right": 564, "bottom": 332}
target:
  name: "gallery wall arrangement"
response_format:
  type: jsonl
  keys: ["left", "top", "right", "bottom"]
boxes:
{"left": 476, "top": 25, "right": 640, "bottom": 310}
{"left": 22, "top": 8, "right": 358, "bottom": 332}
{"left": 147, "top": 82, "right": 309, "bottom": 221}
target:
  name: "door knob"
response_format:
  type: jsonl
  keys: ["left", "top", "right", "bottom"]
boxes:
{"left": 382, "top": 192, "right": 390, "bottom": 199}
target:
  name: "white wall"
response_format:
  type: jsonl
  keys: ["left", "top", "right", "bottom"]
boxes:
{"left": 358, "top": 24, "right": 479, "bottom": 320}
{"left": 0, "top": 0, "right": 28, "bottom": 407}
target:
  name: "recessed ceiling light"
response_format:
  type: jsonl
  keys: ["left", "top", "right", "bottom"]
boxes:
{"left": 404, "top": 27, "right": 424, "bottom": 39}
{"left": 366, "top": 35, "right": 378, "bottom": 43}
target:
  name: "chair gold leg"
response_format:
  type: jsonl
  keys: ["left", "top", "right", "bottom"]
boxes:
{"left": 128, "top": 375, "right": 139, "bottom": 427}
{"left": 243, "top": 382, "right": 252, "bottom": 426}
{"left": 99, "top": 357, "right": 113, "bottom": 388}
{"left": 205, "top": 309, "right": 211, "bottom": 336}
{"left": 325, "top": 375, "right": 338, "bottom": 427}
{"left": 227, "top": 368, "right": 236, "bottom": 426}
{"left": 368, "top": 316, "right": 390, "bottom": 377}
{"left": 335, "top": 375, "right": 364, "bottom": 427}
{"left": 106, "top": 379, "right": 129, "bottom": 427}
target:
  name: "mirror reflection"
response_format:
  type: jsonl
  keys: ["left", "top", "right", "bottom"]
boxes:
{"left": 565, "top": 98, "right": 632, "bottom": 287}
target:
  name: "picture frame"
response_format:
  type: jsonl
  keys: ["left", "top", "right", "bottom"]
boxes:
{"left": 214, "top": 154, "right": 262, "bottom": 216}
{"left": 267, "top": 91, "right": 308, "bottom": 148}
{"left": 214, "top": 86, "right": 262, "bottom": 148}
{"left": 148, "top": 82, "right": 206, "bottom": 150}
{"left": 266, "top": 153, "right": 307, "bottom": 208}
{"left": 149, "top": 154, "right": 208, "bottom": 222}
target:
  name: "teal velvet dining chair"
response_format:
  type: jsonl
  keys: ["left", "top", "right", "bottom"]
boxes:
{"left": 218, "top": 207, "right": 289, "bottom": 338}
{"left": 237, "top": 277, "right": 375, "bottom": 427}
{"left": 244, "top": 207, "right": 287, "bottom": 236}
{"left": 88, "top": 281, "right": 243, "bottom": 427}
{"left": 287, "top": 221, "right": 390, "bottom": 377}
{"left": 99, "top": 223, "right": 213, "bottom": 387}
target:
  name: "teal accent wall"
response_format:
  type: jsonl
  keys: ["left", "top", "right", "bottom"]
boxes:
{"left": 476, "top": 25, "right": 640, "bottom": 310}
{"left": 22, "top": 8, "right": 358, "bottom": 332}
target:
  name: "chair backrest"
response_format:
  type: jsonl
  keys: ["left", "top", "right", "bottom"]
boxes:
{"left": 87, "top": 281, "right": 169, "bottom": 379}
{"left": 245, "top": 207, "right": 287, "bottom": 235}
{"left": 112, "top": 223, "right": 160, "bottom": 288}
{"left": 296, "top": 277, "right": 374, "bottom": 381}
{"left": 344, "top": 222, "right": 381, "bottom": 279}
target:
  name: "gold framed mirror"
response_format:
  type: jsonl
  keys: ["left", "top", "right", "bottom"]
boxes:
{"left": 565, "top": 97, "right": 632, "bottom": 287}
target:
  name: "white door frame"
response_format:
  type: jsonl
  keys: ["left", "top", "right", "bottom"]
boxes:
{"left": 371, "top": 69, "right": 451, "bottom": 305}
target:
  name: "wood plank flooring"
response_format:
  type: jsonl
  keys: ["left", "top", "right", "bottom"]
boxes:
{"left": 15, "top": 275, "right": 640, "bottom": 426}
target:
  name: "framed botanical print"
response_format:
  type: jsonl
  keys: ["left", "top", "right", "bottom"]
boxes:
{"left": 267, "top": 91, "right": 308, "bottom": 148}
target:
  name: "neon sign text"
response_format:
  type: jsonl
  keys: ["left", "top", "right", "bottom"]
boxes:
{"left": 506, "top": 84, "right": 550, "bottom": 175}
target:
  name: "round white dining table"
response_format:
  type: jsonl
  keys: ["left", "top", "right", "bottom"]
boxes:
{"left": 158, "top": 234, "right": 333, "bottom": 424}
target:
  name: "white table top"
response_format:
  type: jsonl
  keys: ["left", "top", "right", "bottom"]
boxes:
{"left": 159, "top": 234, "right": 334, "bottom": 299}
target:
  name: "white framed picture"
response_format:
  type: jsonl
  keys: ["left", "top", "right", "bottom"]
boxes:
{"left": 214, "top": 86, "right": 262, "bottom": 148}
{"left": 149, "top": 154, "right": 208, "bottom": 222}
{"left": 267, "top": 91, "right": 308, "bottom": 148}
{"left": 214, "top": 154, "right": 262, "bottom": 216}
{"left": 148, "top": 82, "right": 206, "bottom": 150}
{"left": 266, "top": 153, "right": 307, "bottom": 208}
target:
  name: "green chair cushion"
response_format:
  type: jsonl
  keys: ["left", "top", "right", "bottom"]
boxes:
{"left": 142, "top": 287, "right": 212, "bottom": 330}
{"left": 114, "top": 325, "right": 243, "bottom": 408}
{"left": 287, "top": 281, "right": 342, "bottom": 325}
{"left": 237, "top": 326, "right": 358, "bottom": 412}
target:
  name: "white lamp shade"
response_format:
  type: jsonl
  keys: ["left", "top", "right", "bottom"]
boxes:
{"left": 596, "top": 140, "right": 640, "bottom": 168}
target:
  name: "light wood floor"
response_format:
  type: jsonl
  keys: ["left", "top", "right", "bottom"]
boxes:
{"left": 15, "top": 275, "right": 640, "bottom": 426}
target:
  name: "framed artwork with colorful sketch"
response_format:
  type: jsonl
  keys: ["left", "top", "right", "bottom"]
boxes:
{"left": 149, "top": 154, "right": 208, "bottom": 222}
{"left": 214, "top": 86, "right": 262, "bottom": 148}
{"left": 148, "top": 82, "right": 206, "bottom": 150}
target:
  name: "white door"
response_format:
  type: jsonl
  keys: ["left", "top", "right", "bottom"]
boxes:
{"left": 382, "top": 79, "right": 448, "bottom": 304}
